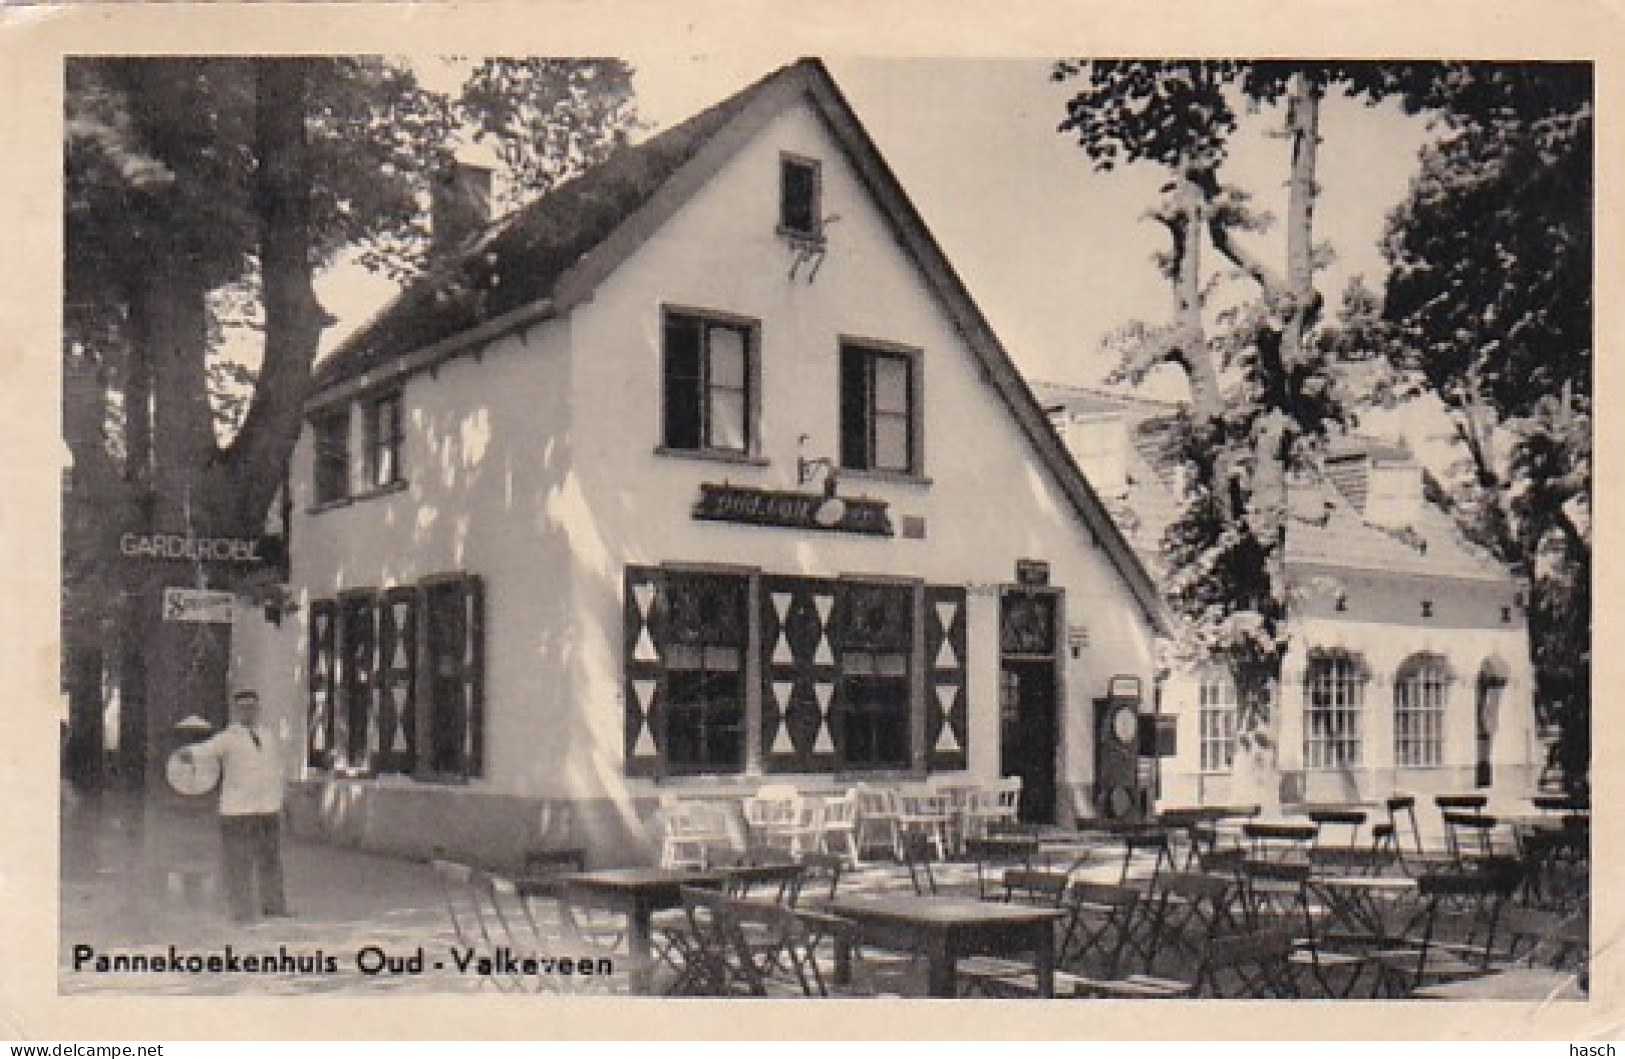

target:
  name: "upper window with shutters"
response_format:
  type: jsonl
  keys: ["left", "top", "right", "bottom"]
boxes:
{"left": 660, "top": 307, "right": 760, "bottom": 461}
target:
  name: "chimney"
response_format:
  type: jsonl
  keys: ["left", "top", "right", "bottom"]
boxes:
{"left": 429, "top": 162, "right": 493, "bottom": 262}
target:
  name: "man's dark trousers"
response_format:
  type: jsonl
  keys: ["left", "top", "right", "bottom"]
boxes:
{"left": 220, "top": 813, "right": 287, "bottom": 921}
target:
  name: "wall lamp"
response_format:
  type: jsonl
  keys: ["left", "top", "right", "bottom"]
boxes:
{"left": 797, "top": 434, "right": 847, "bottom": 527}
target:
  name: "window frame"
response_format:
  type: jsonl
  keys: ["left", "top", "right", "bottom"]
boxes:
{"left": 1197, "top": 667, "right": 1238, "bottom": 774}
{"left": 778, "top": 153, "right": 823, "bottom": 239}
{"left": 1303, "top": 651, "right": 1367, "bottom": 770}
{"left": 839, "top": 338, "right": 924, "bottom": 478}
{"left": 311, "top": 405, "right": 352, "bottom": 506}
{"left": 1394, "top": 652, "right": 1451, "bottom": 769}
{"left": 653, "top": 569, "right": 751, "bottom": 777}
{"left": 363, "top": 389, "right": 406, "bottom": 491}
{"left": 832, "top": 578, "right": 917, "bottom": 773}
{"left": 659, "top": 307, "right": 761, "bottom": 459}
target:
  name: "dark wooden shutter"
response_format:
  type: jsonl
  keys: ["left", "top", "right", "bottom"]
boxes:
{"left": 760, "top": 575, "right": 839, "bottom": 773}
{"left": 306, "top": 600, "right": 337, "bottom": 768}
{"left": 336, "top": 592, "right": 378, "bottom": 773}
{"left": 460, "top": 576, "right": 485, "bottom": 778}
{"left": 375, "top": 587, "right": 419, "bottom": 775}
{"left": 624, "top": 566, "right": 665, "bottom": 777}
{"left": 925, "top": 584, "right": 968, "bottom": 771}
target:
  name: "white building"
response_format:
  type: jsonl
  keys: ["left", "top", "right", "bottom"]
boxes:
{"left": 236, "top": 60, "right": 1168, "bottom": 866}
{"left": 1037, "top": 382, "right": 1543, "bottom": 824}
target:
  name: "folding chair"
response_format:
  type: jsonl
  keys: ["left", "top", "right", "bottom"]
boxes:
{"left": 670, "top": 885, "right": 741, "bottom": 996}
{"left": 963, "top": 835, "right": 1038, "bottom": 900}
{"left": 900, "top": 829, "right": 939, "bottom": 896}
{"left": 1441, "top": 811, "right": 1498, "bottom": 866}
{"left": 1116, "top": 824, "right": 1176, "bottom": 887}
{"left": 999, "top": 868, "right": 1070, "bottom": 907}
{"left": 1374, "top": 869, "right": 1518, "bottom": 996}
{"left": 1243, "top": 822, "right": 1319, "bottom": 862}
{"left": 1139, "top": 871, "right": 1243, "bottom": 979}
{"left": 1309, "top": 808, "right": 1366, "bottom": 850}
{"left": 1067, "top": 873, "right": 1237, "bottom": 999}
{"left": 1197, "top": 928, "right": 1302, "bottom": 998}
{"left": 432, "top": 860, "right": 500, "bottom": 983}
{"left": 1059, "top": 881, "right": 1145, "bottom": 978}
{"left": 1371, "top": 796, "right": 1424, "bottom": 865}
{"left": 720, "top": 895, "right": 831, "bottom": 997}
{"left": 1242, "top": 859, "right": 1372, "bottom": 997}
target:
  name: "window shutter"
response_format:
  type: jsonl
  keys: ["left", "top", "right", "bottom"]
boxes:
{"left": 624, "top": 566, "right": 665, "bottom": 777}
{"left": 460, "top": 576, "right": 485, "bottom": 778}
{"left": 306, "top": 600, "right": 337, "bottom": 768}
{"left": 337, "top": 593, "right": 379, "bottom": 773}
{"left": 925, "top": 585, "right": 968, "bottom": 771}
{"left": 375, "top": 587, "right": 419, "bottom": 774}
{"left": 760, "top": 575, "right": 840, "bottom": 773}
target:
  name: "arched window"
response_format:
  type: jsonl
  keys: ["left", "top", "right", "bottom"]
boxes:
{"left": 1198, "top": 668, "right": 1237, "bottom": 773}
{"left": 1304, "top": 650, "right": 1367, "bottom": 769}
{"left": 1394, "top": 653, "right": 1452, "bottom": 768}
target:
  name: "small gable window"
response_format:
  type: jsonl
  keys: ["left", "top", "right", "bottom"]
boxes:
{"left": 779, "top": 154, "right": 822, "bottom": 238}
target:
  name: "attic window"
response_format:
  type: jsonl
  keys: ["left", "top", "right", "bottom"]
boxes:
{"left": 779, "top": 154, "right": 822, "bottom": 238}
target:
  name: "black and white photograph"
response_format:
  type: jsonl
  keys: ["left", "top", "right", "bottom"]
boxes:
{"left": 2, "top": 0, "right": 1615, "bottom": 1043}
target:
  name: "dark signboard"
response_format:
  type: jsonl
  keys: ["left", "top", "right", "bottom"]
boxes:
{"left": 693, "top": 483, "right": 892, "bottom": 536}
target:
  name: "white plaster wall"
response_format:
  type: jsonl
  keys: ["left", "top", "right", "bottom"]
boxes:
{"left": 565, "top": 102, "right": 1158, "bottom": 795}
{"left": 287, "top": 319, "right": 590, "bottom": 799}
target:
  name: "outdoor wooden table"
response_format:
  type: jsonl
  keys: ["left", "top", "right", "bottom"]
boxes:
{"left": 825, "top": 894, "right": 1066, "bottom": 998}
{"left": 557, "top": 867, "right": 725, "bottom": 994}
{"left": 1412, "top": 967, "right": 1585, "bottom": 1001}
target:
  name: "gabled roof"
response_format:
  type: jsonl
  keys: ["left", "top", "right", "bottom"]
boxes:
{"left": 309, "top": 59, "right": 1170, "bottom": 633}
{"left": 1033, "top": 381, "right": 1515, "bottom": 588}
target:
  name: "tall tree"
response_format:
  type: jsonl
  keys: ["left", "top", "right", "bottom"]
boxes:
{"left": 63, "top": 56, "right": 637, "bottom": 791}
{"left": 1377, "top": 63, "right": 1592, "bottom": 792}
{"left": 1053, "top": 61, "right": 1396, "bottom": 808}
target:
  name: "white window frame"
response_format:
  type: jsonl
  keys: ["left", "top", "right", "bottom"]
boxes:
{"left": 1304, "top": 652, "right": 1365, "bottom": 770}
{"left": 1197, "top": 668, "right": 1237, "bottom": 773}
{"left": 1394, "top": 653, "right": 1450, "bottom": 768}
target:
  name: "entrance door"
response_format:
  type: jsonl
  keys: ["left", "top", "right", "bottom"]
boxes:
{"left": 424, "top": 581, "right": 471, "bottom": 775}
{"left": 999, "top": 589, "right": 1060, "bottom": 824}
{"left": 1000, "top": 661, "right": 1058, "bottom": 823}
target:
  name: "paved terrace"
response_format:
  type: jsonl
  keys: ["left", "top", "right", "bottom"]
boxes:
{"left": 61, "top": 792, "right": 1154, "bottom": 998}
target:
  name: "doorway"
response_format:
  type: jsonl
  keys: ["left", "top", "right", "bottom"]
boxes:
{"left": 999, "top": 589, "right": 1060, "bottom": 824}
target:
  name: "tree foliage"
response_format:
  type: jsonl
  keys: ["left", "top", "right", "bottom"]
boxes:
{"left": 61, "top": 56, "right": 638, "bottom": 790}
{"left": 1376, "top": 62, "right": 1592, "bottom": 791}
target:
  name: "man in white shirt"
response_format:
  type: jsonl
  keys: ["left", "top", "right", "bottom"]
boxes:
{"left": 180, "top": 689, "right": 289, "bottom": 923}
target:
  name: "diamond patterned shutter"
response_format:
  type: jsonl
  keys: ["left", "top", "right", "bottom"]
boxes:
{"left": 624, "top": 566, "right": 665, "bottom": 777}
{"left": 760, "top": 575, "right": 840, "bottom": 773}
{"left": 306, "top": 600, "right": 337, "bottom": 768}
{"left": 375, "top": 587, "right": 419, "bottom": 775}
{"left": 925, "top": 584, "right": 969, "bottom": 771}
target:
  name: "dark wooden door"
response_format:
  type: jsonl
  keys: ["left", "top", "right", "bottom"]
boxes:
{"left": 1000, "top": 658, "right": 1058, "bottom": 823}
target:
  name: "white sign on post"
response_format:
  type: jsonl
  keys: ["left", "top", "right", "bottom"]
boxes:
{"left": 162, "top": 587, "right": 237, "bottom": 624}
